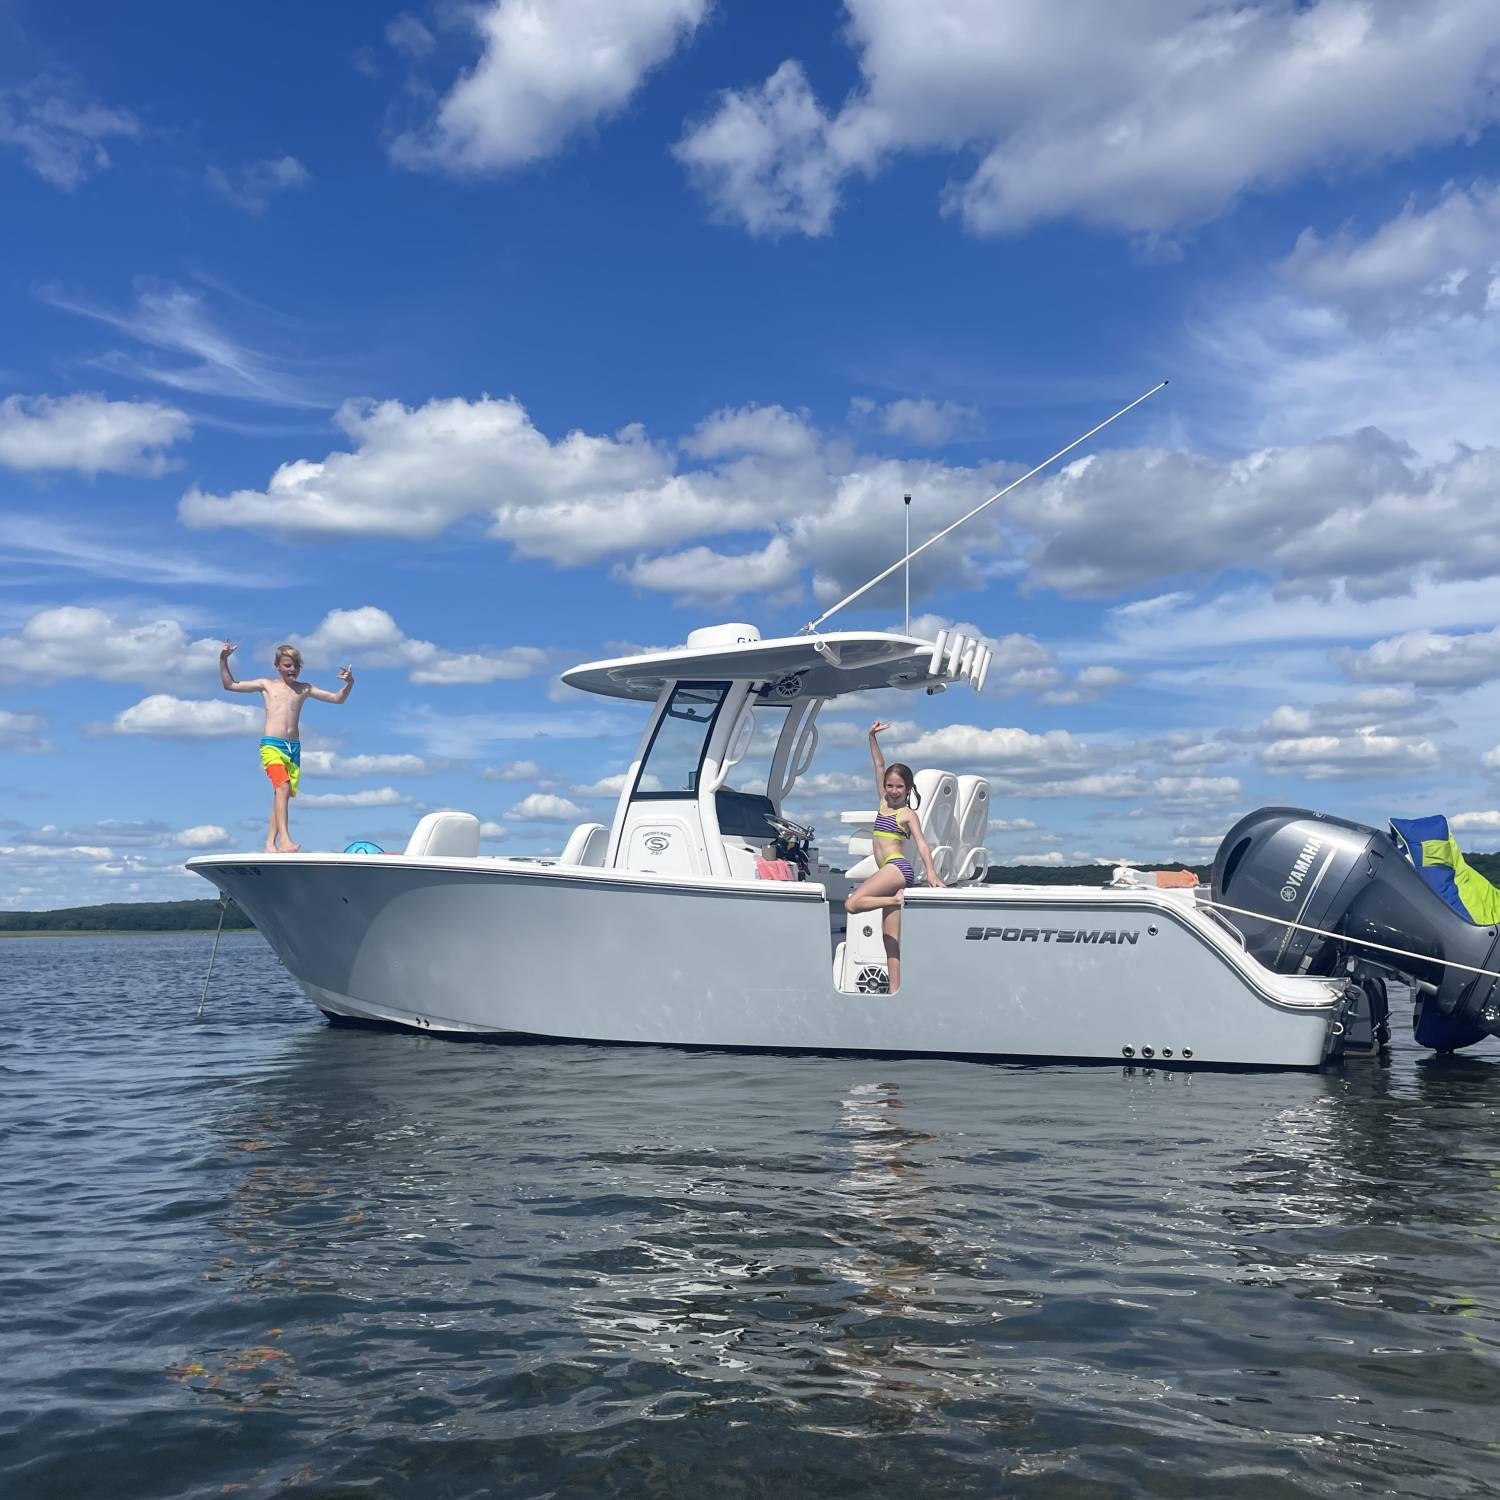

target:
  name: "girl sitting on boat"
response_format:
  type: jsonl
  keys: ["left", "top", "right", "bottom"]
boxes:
{"left": 846, "top": 722, "right": 943, "bottom": 992}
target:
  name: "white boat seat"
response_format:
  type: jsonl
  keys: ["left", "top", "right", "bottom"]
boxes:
{"left": 559, "top": 821, "right": 609, "bottom": 867}
{"left": 953, "top": 775, "right": 991, "bottom": 884}
{"left": 405, "top": 811, "right": 481, "bottom": 859}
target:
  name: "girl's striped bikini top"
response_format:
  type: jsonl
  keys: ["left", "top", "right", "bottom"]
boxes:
{"left": 872, "top": 804, "right": 909, "bottom": 857}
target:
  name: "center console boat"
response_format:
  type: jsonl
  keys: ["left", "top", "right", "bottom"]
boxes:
{"left": 188, "top": 622, "right": 1500, "bottom": 1068}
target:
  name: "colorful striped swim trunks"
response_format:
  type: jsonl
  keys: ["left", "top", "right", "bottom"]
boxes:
{"left": 259, "top": 737, "right": 301, "bottom": 796}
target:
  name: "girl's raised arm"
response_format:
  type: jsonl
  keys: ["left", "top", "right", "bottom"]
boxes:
{"left": 868, "top": 721, "right": 890, "bottom": 801}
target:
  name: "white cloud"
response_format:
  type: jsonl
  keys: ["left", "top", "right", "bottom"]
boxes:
{"left": 1039, "top": 665, "right": 1132, "bottom": 707}
{"left": 0, "top": 513, "right": 272, "bottom": 589}
{"left": 1260, "top": 730, "right": 1439, "bottom": 781}
{"left": 891, "top": 722, "right": 1094, "bottom": 773}
{"left": 206, "top": 156, "right": 311, "bottom": 215}
{"left": 45, "top": 282, "right": 323, "bottom": 408}
{"left": 296, "top": 606, "right": 547, "bottom": 684}
{"left": 682, "top": 403, "right": 817, "bottom": 459}
{"left": 1343, "top": 626, "right": 1500, "bottom": 688}
{"left": 0, "top": 711, "right": 52, "bottom": 752}
{"left": 0, "top": 607, "right": 220, "bottom": 686}
{"left": 299, "top": 787, "right": 411, "bottom": 808}
{"left": 1006, "top": 851, "right": 1067, "bottom": 867}
{"left": 1451, "top": 810, "right": 1500, "bottom": 831}
{"left": 107, "top": 695, "right": 258, "bottom": 739}
{"left": 176, "top": 825, "right": 231, "bottom": 848}
{"left": 573, "top": 772, "right": 662, "bottom": 797}
{"left": 677, "top": 3, "right": 1500, "bottom": 241}
{"left": 1281, "top": 180, "right": 1500, "bottom": 330}
{"left": 300, "top": 750, "right": 432, "bottom": 778}
{"left": 506, "top": 792, "right": 588, "bottom": 822}
{"left": 479, "top": 820, "right": 507, "bottom": 839}
{"left": 386, "top": 14, "right": 435, "bottom": 58}
{"left": 988, "top": 817, "right": 1037, "bottom": 833}
{"left": 392, "top": 0, "right": 709, "bottom": 174}
{"left": 0, "top": 84, "right": 140, "bottom": 189}
{"left": 1150, "top": 775, "right": 1241, "bottom": 809}
{"left": 0, "top": 393, "right": 191, "bottom": 475}
{"left": 616, "top": 536, "right": 797, "bottom": 603}
{"left": 481, "top": 760, "right": 543, "bottom": 782}
{"left": 853, "top": 396, "right": 980, "bottom": 446}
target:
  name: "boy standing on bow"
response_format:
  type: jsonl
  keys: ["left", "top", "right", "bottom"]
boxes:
{"left": 220, "top": 641, "right": 353, "bottom": 853}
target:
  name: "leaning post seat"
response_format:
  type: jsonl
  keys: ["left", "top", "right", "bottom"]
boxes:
{"left": 404, "top": 811, "right": 481, "bottom": 859}
{"left": 953, "top": 775, "right": 992, "bottom": 884}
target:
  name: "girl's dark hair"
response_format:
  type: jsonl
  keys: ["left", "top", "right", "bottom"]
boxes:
{"left": 885, "top": 762, "right": 920, "bottom": 809}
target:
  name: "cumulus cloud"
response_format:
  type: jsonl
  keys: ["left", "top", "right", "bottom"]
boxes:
{"left": 891, "top": 722, "right": 1094, "bottom": 774}
{"left": 0, "top": 83, "right": 140, "bottom": 189}
{"left": 1039, "top": 665, "right": 1132, "bottom": 707}
{"left": 299, "top": 750, "right": 432, "bottom": 778}
{"left": 105, "top": 695, "right": 258, "bottom": 739}
{"left": 481, "top": 760, "right": 542, "bottom": 782}
{"left": 175, "top": 391, "right": 1012, "bottom": 608}
{"left": 1281, "top": 179, "right": 1500, "bottom": 331}
{"left": 0, "top": 607, "right": 220, "bottom": 686}
{"left": 206, "top": 155, "right": 311, "bottom": 215}
{"left": 0, "top": 711, "right": 52, "bottom": 752}
{"left": 616, "top": 536, "right": 798, "bottom": 603}
{"left": 392, "top": 0, "right": 709, "bottom": 174}
{"left": 851, "top": 396, "right": 980, "bottom": 446}
{"left": 506, "top": 792, "right": 587, "bottom": 822}
{"left": 682, "top": 404, "right": 817, "bottom": 460}
{"left": 1260, "top": 730, "right": 1439, "bottom": 781}
{"left": 298, "top": 787, "right": 411, "bottom": 808}
{"left": 176, "top": 825, "right": 231, "bottom": 848}
{"left": 1343, "top": 626, "right": 1500, "bottom": 688}
{"left": 1451, "top": 810, "right": 1500, "bottom": 831}
{"left": 296, "top": 606, "right": 547, "bottom": 684}
{"left": 677, "top": 3, "right": 1500, "bottom": 240}
{"left": 0, "top": 393, "right": 191, "bottom": 475}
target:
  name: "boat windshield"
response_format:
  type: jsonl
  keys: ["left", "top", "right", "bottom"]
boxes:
{"left": 633, "top": 681, "right": 729, "bottom": 798}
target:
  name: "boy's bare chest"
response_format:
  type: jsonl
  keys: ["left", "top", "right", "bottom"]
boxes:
{"left": 266, "top": 682, "right": 307, "bottom": 712}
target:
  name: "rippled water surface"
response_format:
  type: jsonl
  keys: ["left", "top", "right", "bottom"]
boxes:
{"left": 5, "top": 934, "right": 1500, "bottom": 1498}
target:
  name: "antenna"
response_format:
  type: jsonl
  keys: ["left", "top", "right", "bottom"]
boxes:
{"left": 903, "top": 492, "right": 911, "bottom": 635}
{"left": 803, "top": 380, "right": 1169, "bottom": 634}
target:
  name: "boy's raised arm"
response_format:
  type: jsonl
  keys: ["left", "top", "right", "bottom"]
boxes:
{"left": 308, "top": 664, "right": 355, "bottom": 704}
{"left": 220, "top": 641, "right": 262, "bottom": 694}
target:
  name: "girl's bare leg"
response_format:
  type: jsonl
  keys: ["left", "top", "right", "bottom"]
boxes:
{"left": 883, "top": 904, "right": 903, "bottom": 993}
{"left": 846, "top": 863, "right": 907, "bottom": 914}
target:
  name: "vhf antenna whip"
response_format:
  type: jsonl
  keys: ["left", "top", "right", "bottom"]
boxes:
{"left": 802, "top": 380, "right": 1168, "bottom": 635}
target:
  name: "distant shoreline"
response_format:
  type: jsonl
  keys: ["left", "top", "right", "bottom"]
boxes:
{"left": 0, "top": 927, "right": 257, "bottom": 939}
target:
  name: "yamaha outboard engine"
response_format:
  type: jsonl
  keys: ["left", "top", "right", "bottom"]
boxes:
{"left": 1211, "top": 807, "right": 1500, "bottom": 1050}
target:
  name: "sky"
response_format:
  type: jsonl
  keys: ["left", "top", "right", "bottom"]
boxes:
{"left": 5, "top": 0, "right": 1500, "bottom": 907}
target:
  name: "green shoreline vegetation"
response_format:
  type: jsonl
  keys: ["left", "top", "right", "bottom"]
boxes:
{"left": 0, "top": 899, "right": 252, "bottom": 934}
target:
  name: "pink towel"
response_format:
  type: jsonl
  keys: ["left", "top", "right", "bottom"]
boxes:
{"left": 756, "top": 857, "right": 793, "bottom": 881}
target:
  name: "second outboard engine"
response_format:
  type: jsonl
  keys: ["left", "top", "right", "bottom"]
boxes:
{"left": 1211, "top": 807, "right": 1500, "bottom": 1050}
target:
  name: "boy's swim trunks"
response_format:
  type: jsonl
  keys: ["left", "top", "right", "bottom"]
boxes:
{"left": 259, "top": 737, "right": 301, "bottom": 796}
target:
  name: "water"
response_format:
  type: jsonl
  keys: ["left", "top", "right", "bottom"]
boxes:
{"left": 4, "top": 935, "right": 1500, "bottom": 1499}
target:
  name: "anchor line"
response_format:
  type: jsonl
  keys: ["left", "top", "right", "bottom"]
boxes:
{"left": 195, "top": 895, "right": 230, "bottom": 1021}
{"left": 802, "top": 379, "right": 1169, "bottom": 635}
{"left": 1198, "top": 896, "right": 1500, "bottom": 983}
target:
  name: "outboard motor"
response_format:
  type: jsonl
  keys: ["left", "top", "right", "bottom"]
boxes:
{"left": 1211, "top": 807, "right": 1500, "bottom": 1050}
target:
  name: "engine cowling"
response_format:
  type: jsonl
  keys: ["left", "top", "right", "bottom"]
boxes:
{"left": 1210, "top": 807, "right": 1500, "bottom": 1049}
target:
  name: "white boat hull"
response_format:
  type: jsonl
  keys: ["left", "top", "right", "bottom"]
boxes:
{"left": 189, "top": 853, "right": 1347, "bottom": 1069}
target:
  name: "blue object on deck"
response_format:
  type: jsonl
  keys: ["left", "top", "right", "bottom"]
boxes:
{"left": 343, "top": 839, "right": 384, "bottom": 854}
{"left": 1390, "top": 815, "right": 1467, "bottom": 918}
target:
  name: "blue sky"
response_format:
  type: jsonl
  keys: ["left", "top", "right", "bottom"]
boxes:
{"left": 5, "top": 0, "right": 1500, "bottom": 906}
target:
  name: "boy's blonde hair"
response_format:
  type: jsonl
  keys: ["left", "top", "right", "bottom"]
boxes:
{"left": 273, "top": 643, "right": 303, "bottom": 671}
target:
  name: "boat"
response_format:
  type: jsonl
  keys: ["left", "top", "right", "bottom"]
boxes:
{"left": 187, "top": 617, "right": 1500, "bottom": 1068}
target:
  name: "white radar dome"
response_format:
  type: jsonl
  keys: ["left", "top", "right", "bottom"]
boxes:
{"left": 686, "top": 623, "right": 761, "bottom": 649}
